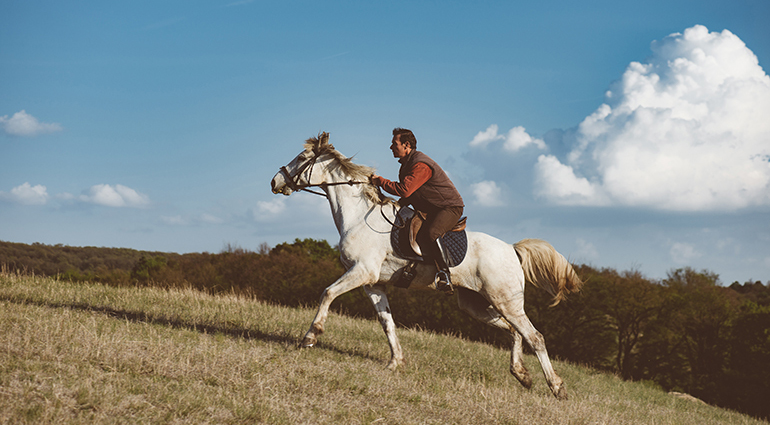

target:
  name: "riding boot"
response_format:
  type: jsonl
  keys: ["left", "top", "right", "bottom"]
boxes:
{"left": 430, "top": 240, "right": 453, "bottom": 295}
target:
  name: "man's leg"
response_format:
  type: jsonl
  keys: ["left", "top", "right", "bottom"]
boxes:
{"left": 417, "top": 206, "right": 463, "bottom": 294}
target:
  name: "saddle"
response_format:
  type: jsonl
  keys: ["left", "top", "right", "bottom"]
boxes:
{"left": 407, "top": 210, "right": 467, "bottom": 257}
{"left": 390, "top": 207, "right": 468, "bottom": 288}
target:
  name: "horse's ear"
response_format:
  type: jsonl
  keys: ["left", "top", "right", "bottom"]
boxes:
{"left": 320, "top": 132, "right": 329, "bottom": 146}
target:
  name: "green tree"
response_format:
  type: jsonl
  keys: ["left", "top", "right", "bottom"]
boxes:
{"left": 131, "top": 255, "right": 169, "bottom": 284}
{"left": 722, "top": 301, "right": 770, "bottom": 419}
{"left": 603, "top": 269, "right": 662, "bottom": 379}
{"left": 271, "top": 238, "right": 341, "bottom": 262}
{"left": 639, "top": 268, "right": 738, "bottom": 401}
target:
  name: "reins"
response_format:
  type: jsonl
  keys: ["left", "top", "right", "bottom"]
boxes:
{"left": 295, "top": 180, "right": 370, "bottom": 198}
{"left": 380, "top": 202, "right": 403, "bottom": 228}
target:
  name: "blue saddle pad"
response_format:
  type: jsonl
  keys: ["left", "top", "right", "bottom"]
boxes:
{"left": 389, "top": 207, "right": 468, "bottom": 267}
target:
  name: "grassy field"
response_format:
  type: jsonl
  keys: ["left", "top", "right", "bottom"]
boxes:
{"left": 0, "top": 271, "right": 766, "bottom": 425}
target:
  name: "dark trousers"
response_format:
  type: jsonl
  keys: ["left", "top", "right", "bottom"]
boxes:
{"left": 416, "top": 206, "right": 463, "bottom": 271}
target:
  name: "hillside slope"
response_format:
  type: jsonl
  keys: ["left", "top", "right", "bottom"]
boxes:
{"left": 0, "top": 272, "right": 765, "bottom": 425}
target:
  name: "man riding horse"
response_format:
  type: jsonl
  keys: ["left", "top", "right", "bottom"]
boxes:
{"left": 272, "top": 132, "right": 582, "bottom": 398}
{"left": 370, "top": 128, "right": 464, "bottom": 295}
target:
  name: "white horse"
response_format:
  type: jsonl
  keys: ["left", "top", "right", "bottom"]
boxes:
{"left": 270, "top": 133, "right": 582, "bottom": 399}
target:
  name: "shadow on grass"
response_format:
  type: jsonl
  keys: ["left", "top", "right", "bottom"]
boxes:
{"left": 1, "top": 295, "right": 386, "bottom": 364}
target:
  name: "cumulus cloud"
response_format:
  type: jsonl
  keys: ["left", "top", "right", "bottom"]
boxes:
{"left": 79, "top": 184, "right": 150, "bottom": 208}
{"left": 470, "top": 124, "right": 546, "bottom": 153}
{"left": 0, "top": 182, "right": 49, "bottom": 205}
{"left": 470, "top": 124, "right": 503, "bottom": 147}
{"left": 471, "top": 180, "right": 505, "bottom": 207}
{"left": 534, "top": 155, "right": 609, "bottom": 206}
{"left": 0, "top": 110, "right": 62, "bottom": 137}
{"left": 533, "top": 25, "right": 770, "bottom": 211}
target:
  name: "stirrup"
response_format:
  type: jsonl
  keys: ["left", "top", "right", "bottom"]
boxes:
{"left": 435, "top": 270, "right": 453, "bottom": 295}
{"left": 395, "top": 261, "right": 418, "bottom": 289}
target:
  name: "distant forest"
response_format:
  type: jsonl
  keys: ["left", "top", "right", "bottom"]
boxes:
{"left": 2, "top": 239, "right": 769, "bottom": 420}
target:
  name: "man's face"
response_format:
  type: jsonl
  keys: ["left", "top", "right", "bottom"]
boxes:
{"left": 390, "top": 134, "right": 410, "bottom": 159}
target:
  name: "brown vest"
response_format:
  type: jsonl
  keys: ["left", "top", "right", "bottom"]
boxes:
{"left": 399, "top": 150, "right": 464, "bottom": 212}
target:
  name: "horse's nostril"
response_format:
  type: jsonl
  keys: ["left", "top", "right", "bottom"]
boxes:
{"left": 271, "top": 177, "right": 282, "bottom": 193}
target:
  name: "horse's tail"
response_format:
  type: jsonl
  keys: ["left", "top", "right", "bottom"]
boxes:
{"left": 514, "top": 238, "right": 583, "bottom": 306}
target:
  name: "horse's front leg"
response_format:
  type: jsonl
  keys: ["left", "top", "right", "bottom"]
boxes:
{"left": 301, "top": 264, "right": 376, "bottom": 348}
{"left": 363, "top": 284, "right": 405, "bottom": 370}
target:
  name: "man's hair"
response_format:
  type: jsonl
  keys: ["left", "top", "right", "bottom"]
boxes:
{"left": 393, "top": 128, "right": 417, "bottom": 149}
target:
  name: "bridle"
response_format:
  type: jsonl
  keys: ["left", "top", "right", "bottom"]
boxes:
{"left": 279, "top": 147, "right": 402, "bottom": 227}
{"left": 279, "top": 148, "right": 368, "bottom": 198}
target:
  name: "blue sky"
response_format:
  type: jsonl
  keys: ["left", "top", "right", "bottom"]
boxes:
{"left": 2, "top": 0, "right": 769, "bottom": 285}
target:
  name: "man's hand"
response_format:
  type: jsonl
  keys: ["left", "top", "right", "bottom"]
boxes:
{"left": 369, "top": 174, "right": 383, "bottom": 187}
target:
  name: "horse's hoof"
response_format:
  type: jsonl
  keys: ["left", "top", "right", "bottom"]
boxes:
{"left": 510, "top": 366, "right": 532, "bottom": 389}
{"left": 385, "top": 358, "right": 404, "bottom": 371}
{"left": 300, "top": 335, "right": 316, "bottom": 348}
{"left": 553, "top": 385, "right": 568, "bottom": 401}
{"left": 514, "top": 373, "right": 533, "bottom": 390}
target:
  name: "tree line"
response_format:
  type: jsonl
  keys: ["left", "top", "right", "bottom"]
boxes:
{"left": 1, "top": 238, "right": 768, "bottom": 419}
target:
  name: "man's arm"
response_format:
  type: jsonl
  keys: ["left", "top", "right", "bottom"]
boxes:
{"left": 370, "top": 162, "right": 432, "bottom": 198}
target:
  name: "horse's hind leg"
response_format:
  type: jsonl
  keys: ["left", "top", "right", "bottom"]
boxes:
{"left": 511, "top": 331, "right": 532, "bottom": 389}
{"left": 499, "top": 305, "right": 567, "bottom": 400}
{"left": 363, "top": 284, "right": 405, "bottom": 370}
{"left": 456, "top": 288, "right": 532, "bottom": 389}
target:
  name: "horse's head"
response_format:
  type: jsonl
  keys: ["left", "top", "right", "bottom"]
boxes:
{"left": 271, "top": 132, "right": 392, "bottom": 204}
{"left": 271, "top": 132, "right": 335, "bottom": 196}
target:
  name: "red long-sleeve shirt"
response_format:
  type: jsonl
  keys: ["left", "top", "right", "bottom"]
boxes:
{"left": 372, "top": 162, "right": 432, "bottom": 198}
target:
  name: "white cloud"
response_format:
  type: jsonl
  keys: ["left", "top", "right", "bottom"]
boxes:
{"left": 0, "top": 110, "right": 62, "bottom": 137}
{"left": 534, "top": 155, "right": 609, "bottom": 206}
{"left": 502, "top": 126, "right": 546, "bottom": 152}
{"left": 532, "top": 25, "right": 770, "bottom": 211}
{"left": 471, "top": 180, "right": 505, "bottom": 207}
{"left": 670, "top": 241, "right": 701, "bottom": 264}
{"left": 0, "top": 182, "right": 49, "bottom": 205}
{"left": 470, "top": 124, "right": 546, "bottom": 152}
{"left": 256, "top": 198, "right": 286, "bottom": 216}
{"left": 470, "top": 124, "right": 502, "bottom": 148}
{"left": 79, "top": 184, "right": 150, "bottom": 208}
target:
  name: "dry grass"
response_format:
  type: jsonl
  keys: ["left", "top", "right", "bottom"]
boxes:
{"left": 0, "top": 271, "right": 766, "bottom": 424}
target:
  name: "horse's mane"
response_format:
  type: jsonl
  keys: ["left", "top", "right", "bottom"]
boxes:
{"left": 305, "top": 132, "right": 396, "bottom": 205}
